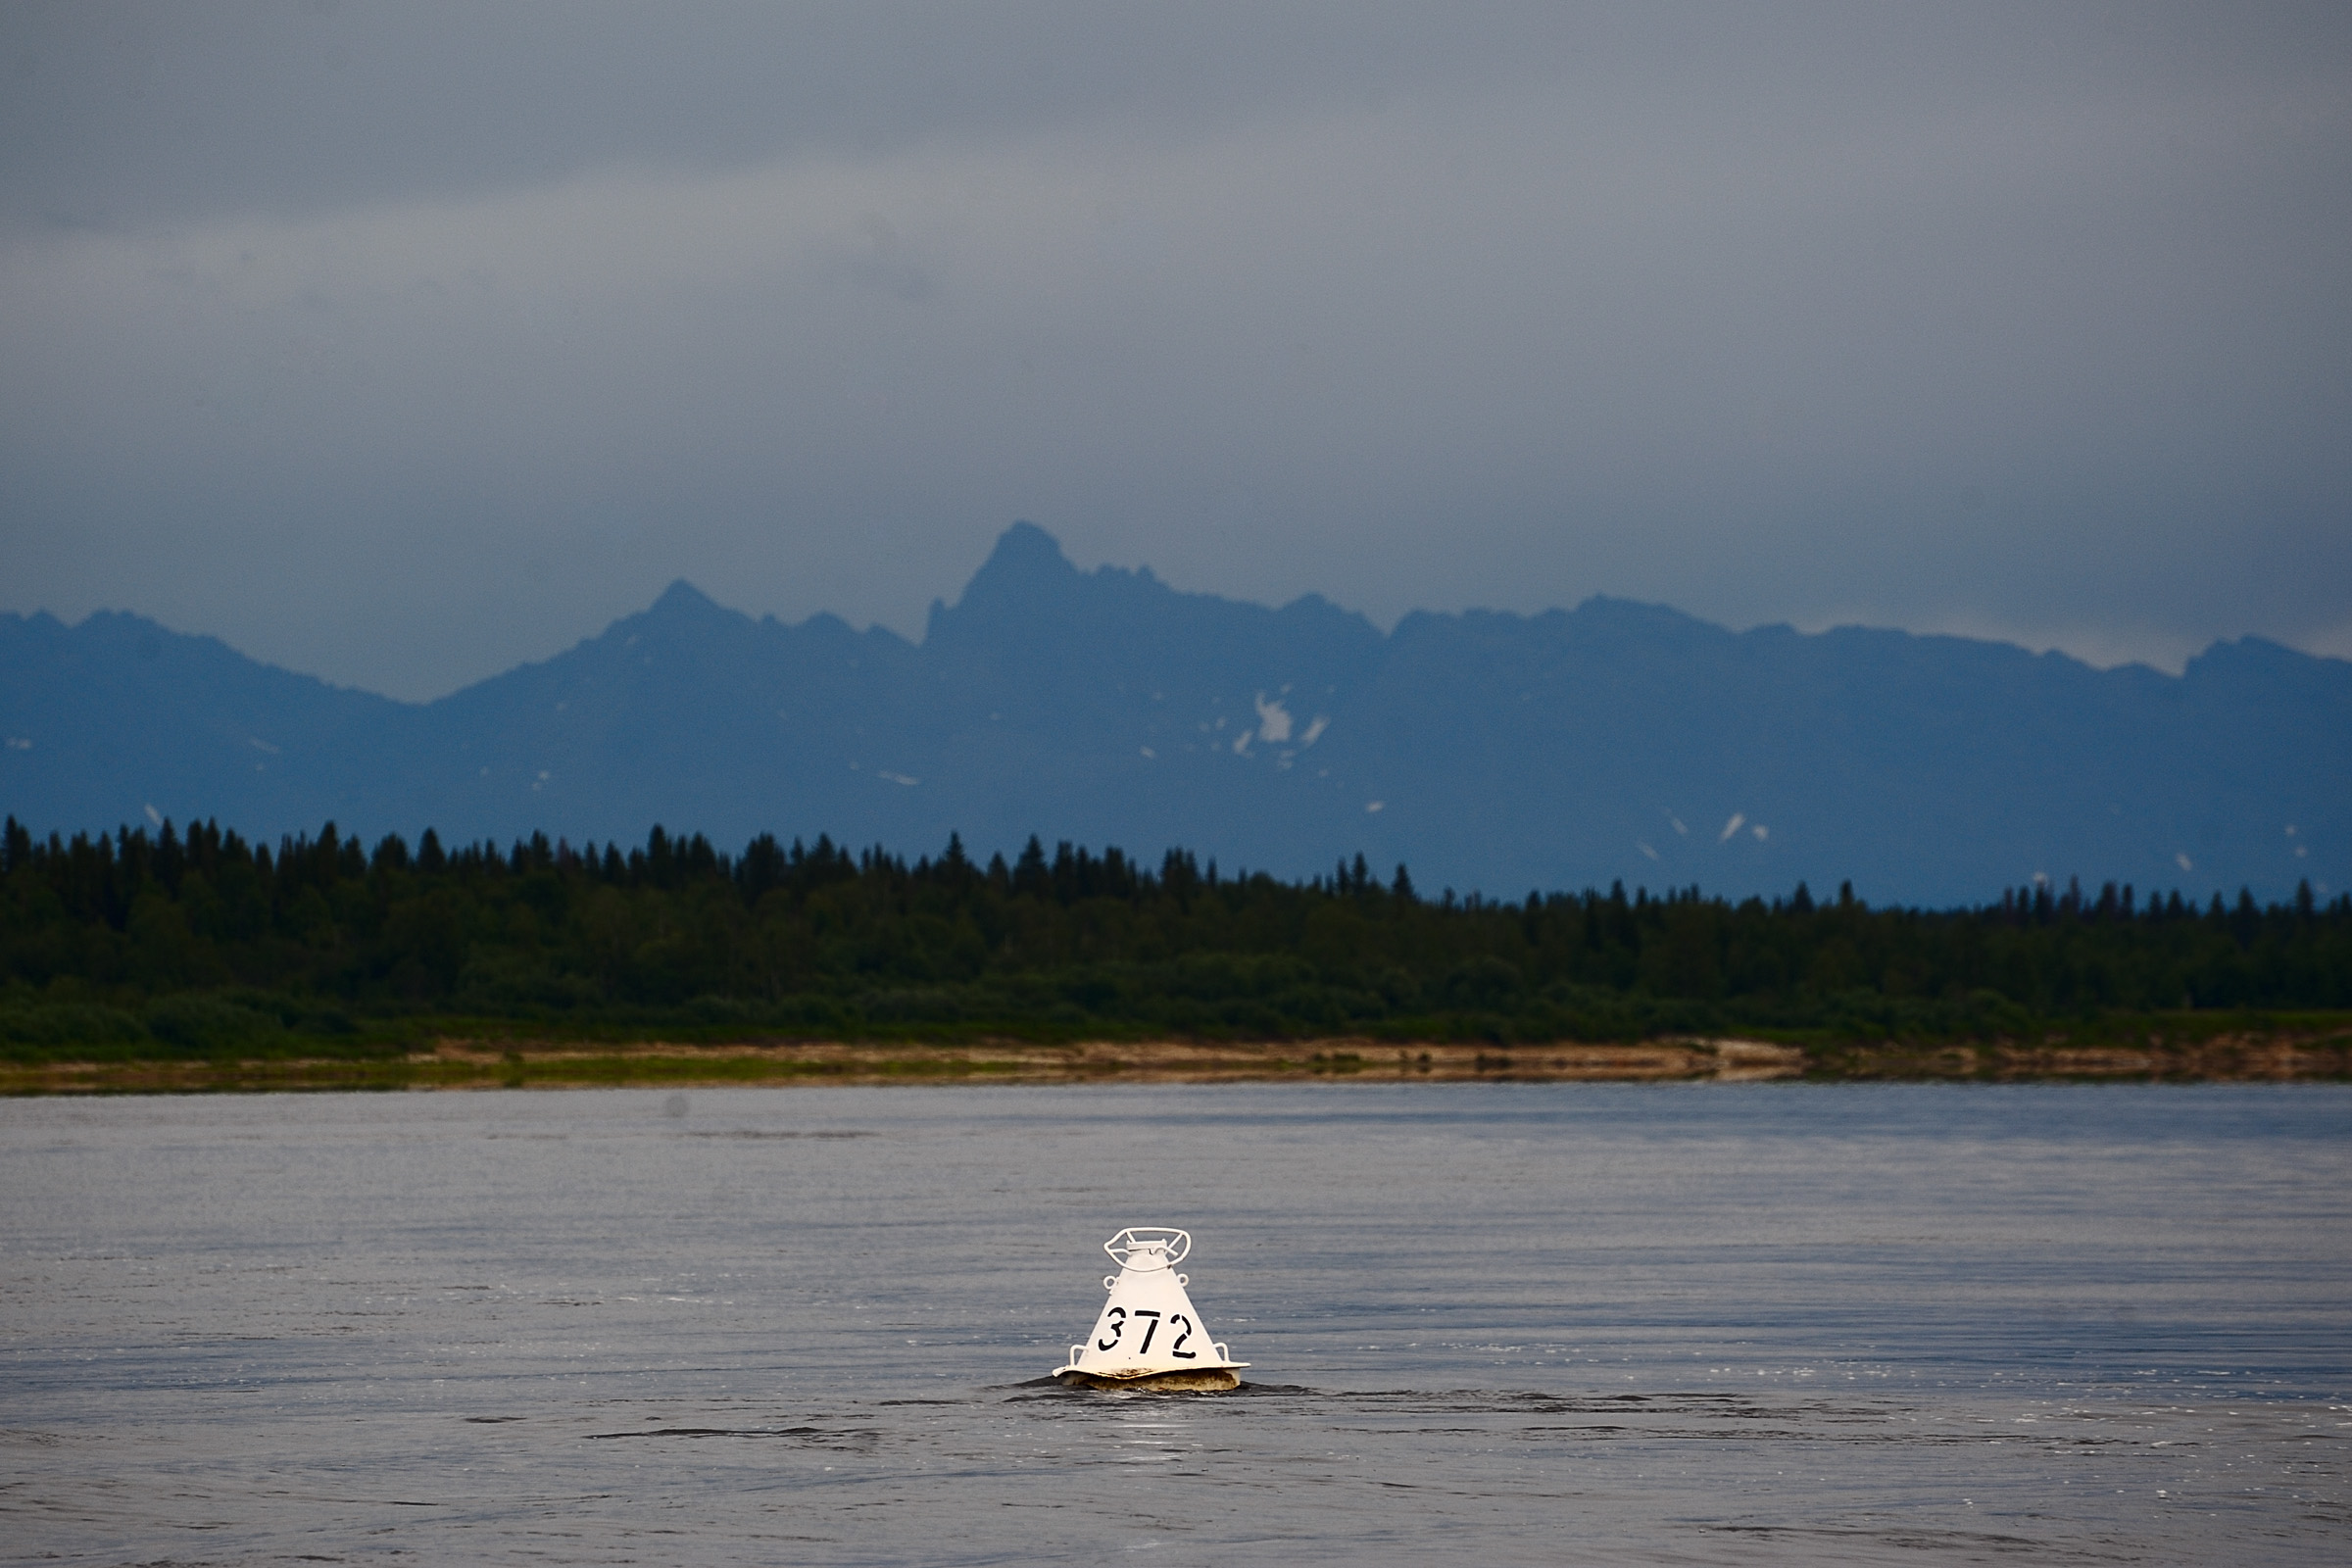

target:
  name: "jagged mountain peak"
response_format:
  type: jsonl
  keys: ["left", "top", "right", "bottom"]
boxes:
{"left": 589, "top": 579, "right": 756, "bottom": 654}
{"left": 645, "top": 579, "right": 733, "bottom": 619}
{"left": 980, "top": 520, "right": 1072, "bottom": 574}
{"left": 943, "top": 522, "right": 1084, "bottom": 621}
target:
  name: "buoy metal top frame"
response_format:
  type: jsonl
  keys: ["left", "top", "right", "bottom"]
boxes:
{"left": 1053, "top": 1227, "right": 1248, "bottom": 1391}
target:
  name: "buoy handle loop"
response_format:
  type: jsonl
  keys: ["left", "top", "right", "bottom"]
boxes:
{"left": 1102, "top": 1226, "right": 1192, "bottom": 1268}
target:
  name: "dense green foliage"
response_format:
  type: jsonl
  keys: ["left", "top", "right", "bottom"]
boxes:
{"left": 3, "top": 815, "right": 2347, "bottom": 1056}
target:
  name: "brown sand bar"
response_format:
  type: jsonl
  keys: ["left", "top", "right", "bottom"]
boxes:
{"left": 0, "top": 1037, "right": 1789, "bottom": 1095}
{"left": 5, "top": 1027, "right": 2347, "bottom": 1094}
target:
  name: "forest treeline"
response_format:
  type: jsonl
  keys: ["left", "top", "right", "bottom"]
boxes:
{"left": 2, "top": 815, "right": 2348, "bottom": 1058}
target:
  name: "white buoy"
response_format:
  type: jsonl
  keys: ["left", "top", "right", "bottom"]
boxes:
{"left": 1053, "top": 1227, "right": 1249, "bottom": 1391}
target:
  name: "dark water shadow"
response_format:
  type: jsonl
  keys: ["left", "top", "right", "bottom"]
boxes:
{"left": 684, "top": 1129, "right": 877, "bottom": 1140}
{"left": 584, "top": 1425, "right": 878, "bottom": 1446}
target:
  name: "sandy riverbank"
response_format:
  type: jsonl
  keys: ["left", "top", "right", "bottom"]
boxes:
{"left": 6, "top": 1028, "right": 2349, "bottom": 1093}
{"left": 1, "top": 1037, "right": 1791, "bottom": 1094}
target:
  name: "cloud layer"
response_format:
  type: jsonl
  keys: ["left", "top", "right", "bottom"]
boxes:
{"left": 5, "top": 1, "right": 2347, "bottom": 699}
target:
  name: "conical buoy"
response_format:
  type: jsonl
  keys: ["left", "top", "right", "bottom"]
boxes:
{"left": 1053, "top": 1227, "right": 1249, "bottom": 1391}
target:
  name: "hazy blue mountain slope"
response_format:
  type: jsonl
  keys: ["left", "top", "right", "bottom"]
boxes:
{"left": 0, "top": 610, "right": 421, "bottom": 840}
{"left": 412, "top": 581, "right": 932, "bottom": 851}
{"left": 1328, "top": 609, "right": 2200, "bottom": 901}
{"left": 3, "top": 524, "right": 2344, "bottom": 906}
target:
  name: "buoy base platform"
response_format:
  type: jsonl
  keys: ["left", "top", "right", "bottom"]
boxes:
{"left": 1054, "top": 1366, "right": 1242, "bottom": 1393}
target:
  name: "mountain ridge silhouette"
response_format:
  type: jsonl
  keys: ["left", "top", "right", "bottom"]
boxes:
{"left": 4, "top": 524, "right": 2344, "bottom": 905}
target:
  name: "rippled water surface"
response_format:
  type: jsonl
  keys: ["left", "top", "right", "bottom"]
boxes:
{"left": 4, "top": 1083, "right": 2348, "bottom": 1565}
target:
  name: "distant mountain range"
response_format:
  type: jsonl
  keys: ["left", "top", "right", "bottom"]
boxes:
{"left": 4, "top": 522, "right": 2345, "bottom": 906}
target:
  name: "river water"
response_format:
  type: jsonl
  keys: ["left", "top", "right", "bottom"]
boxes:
{"left": 3, "top": 1083, "right": 2346, "bottom": 1565}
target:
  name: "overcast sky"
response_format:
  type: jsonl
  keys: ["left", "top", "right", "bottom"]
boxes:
{"left": 4, "top": 1, "right": 2347, "bottom": 701}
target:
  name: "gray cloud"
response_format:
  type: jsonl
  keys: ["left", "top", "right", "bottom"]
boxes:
{"left": 3, "top": 1, "right": 2347, "bottom": 699}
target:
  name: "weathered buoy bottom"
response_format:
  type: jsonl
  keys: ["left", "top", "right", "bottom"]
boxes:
{"left": 1054, "top": 1367, "right": 1242, "bottom": 1393}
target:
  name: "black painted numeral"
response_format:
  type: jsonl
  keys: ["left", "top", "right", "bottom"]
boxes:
{"left": 1133, "top": 1309, "right": 1161, "bottom": 1352}
{"left": 1169, "top": 1313, "right": 1195, "bottom": 1358}
{"left": 1096, "top": 1306, "right": 1126, "bottom": 1351}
